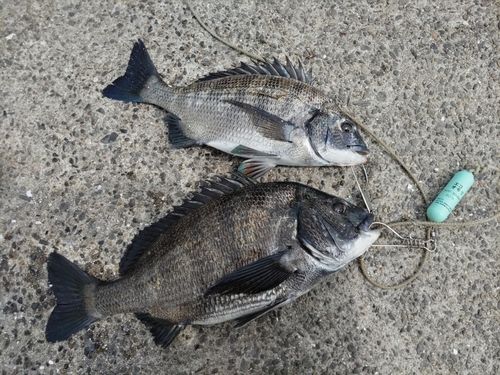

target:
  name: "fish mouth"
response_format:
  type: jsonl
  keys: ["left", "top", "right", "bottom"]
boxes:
{"left": 349, "top": 144, "right": 370, "bottom": 155}
{"left": 358, "top": 213, "right": 375, "bottom": 232}
{"left": 305, "top": 211, "right": 378, "bottom": 269}
{"left": 318, "top": 213, "right": 371, "bottom": 254}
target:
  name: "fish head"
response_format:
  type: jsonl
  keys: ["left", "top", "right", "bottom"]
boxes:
{"left": 297, "top": 191, "right": 380, "bottom": 272}
{"left": 307, "top": 111, "right": 369, "bottom": 166}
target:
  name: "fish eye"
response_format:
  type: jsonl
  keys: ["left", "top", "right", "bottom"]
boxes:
{"left": 341, "top": 121, "right": 354, "bottom": 133}
{"left": 333, "top": 203, "right": 347, "bottom": 214}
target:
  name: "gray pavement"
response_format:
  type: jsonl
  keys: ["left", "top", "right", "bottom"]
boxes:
{"left": 1, "top": 0, "right": 499, "bottom": 374}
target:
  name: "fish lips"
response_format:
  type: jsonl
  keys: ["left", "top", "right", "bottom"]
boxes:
{"left": 358, "top": 212, "right": 375, "bottom": 232}
{"left": 349, "top": 144, "right": 370, "bottom": 156}
{"left": 340, "top": 124, "right": 369, "bottom": 155}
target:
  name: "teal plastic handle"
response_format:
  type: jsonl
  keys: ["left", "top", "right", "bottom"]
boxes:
{"left": 426, "top": 170, "right": 474, "bottom": 223}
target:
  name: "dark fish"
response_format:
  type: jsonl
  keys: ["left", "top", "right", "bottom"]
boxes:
{"left": 45, "top": 174, "right": 380, "bottom": 348}
{"left": 103, "top": 40, "right": 369, "bottom": 178}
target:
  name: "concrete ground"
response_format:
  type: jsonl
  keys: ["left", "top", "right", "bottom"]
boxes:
{"left": 1, "top": 0, "right": 498, "bottom": 374}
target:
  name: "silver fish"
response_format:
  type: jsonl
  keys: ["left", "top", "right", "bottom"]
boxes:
{"left": 103, "top": 40, "right": 369, "bottom": 178}
{"left": 46, "top": 174, "right": 380, "bottom": 348}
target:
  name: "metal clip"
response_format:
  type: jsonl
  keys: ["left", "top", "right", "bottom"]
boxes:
{"left": 350, "top": 167, "right": 435, "bottom": 252}
{"left": 370, "top": 222, "right": 436, "bottom": 252}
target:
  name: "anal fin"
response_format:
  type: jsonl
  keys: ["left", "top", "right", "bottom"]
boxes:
{"left": 234, "top": 298, "right": 290, "bottom": 328}
{"left": 135, "top": 313, "right": 185, "bottom": 348}
{"left": 166, "top": 113, "right": 197, "bottom": 148}
{"left": 238, "top": 159, "right": 276, "bottom": 179}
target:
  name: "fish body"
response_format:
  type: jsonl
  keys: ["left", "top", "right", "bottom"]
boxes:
{"left": 103, "top": 40, "right": 369, "bottom": 177}
{"left": 46, "top": 174, "right": 380, "bottom": 348}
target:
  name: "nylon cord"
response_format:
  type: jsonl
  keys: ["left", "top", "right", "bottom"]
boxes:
{"left": 345, "top": 114, "right": 498, "bottom": 289}
{"left": 184, "top": 0, "right": 265, "bottom": 62}
{"left": 185, "top": 0, "right": 499, "bottom": 289}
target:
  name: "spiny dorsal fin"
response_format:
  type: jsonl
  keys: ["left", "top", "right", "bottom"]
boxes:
{"left": 197, "top": 57, "right": 314, "bottom": 85}
{"left": 118, "top": 173, "right": 256, "bottom": 275}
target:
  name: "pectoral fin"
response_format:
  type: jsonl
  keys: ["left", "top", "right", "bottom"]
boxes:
{"left": 225, "top": 100, "right": 294, "bottom": 142}
{"left": 204, "top": 249, "right": 297, "bottom": 296}
{"left": 231, "top": 145, "right": 278, "bottom": 158}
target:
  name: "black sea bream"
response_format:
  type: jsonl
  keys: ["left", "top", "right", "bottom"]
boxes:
{"left": 103, "top": 40, "right": 369, "bottom": 177}
{"left": 46, "top": 175, "right": 380, "bottom": 348}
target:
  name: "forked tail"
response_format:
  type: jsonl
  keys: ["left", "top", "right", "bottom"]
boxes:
{"left": 102, "top": 39, "right": 161, "bottom": 103}
{"left": 45, "top": 252, "right": 100, "bottom": 342}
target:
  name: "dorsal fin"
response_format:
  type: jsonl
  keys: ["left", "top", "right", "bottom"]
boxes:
{"left": 119, "top": 173, "right": 256, "bottom": 275}
{"left": 197, "top": 57, "right": 314, "bottom": 85}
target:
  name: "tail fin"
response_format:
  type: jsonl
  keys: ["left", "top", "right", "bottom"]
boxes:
{"left": 45, "top": 252, "right": 100, "bottom": 343}
{"left": 102, "top": 39, "right": 160, "bottom": 103}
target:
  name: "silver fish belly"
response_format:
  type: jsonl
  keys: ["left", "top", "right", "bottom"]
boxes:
{"left": 103, "top": 40, "right": 369, "bottom": 177}
{"left": 45, "top": 174, "right": 380, "bottom": 349}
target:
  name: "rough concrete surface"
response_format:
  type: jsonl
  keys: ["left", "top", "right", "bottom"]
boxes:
{"left": 1, "top": 0, "right": 499, "bottom": 374}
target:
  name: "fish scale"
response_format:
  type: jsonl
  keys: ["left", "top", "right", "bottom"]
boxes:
{"left": 46, "top": 175, "right": 380, "bottom": 348}
{"left": 103, "top": 40, "right": 369, "bottom": 177}
{"left": 167, "top": 76, "right": 321, "bottom": 142}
